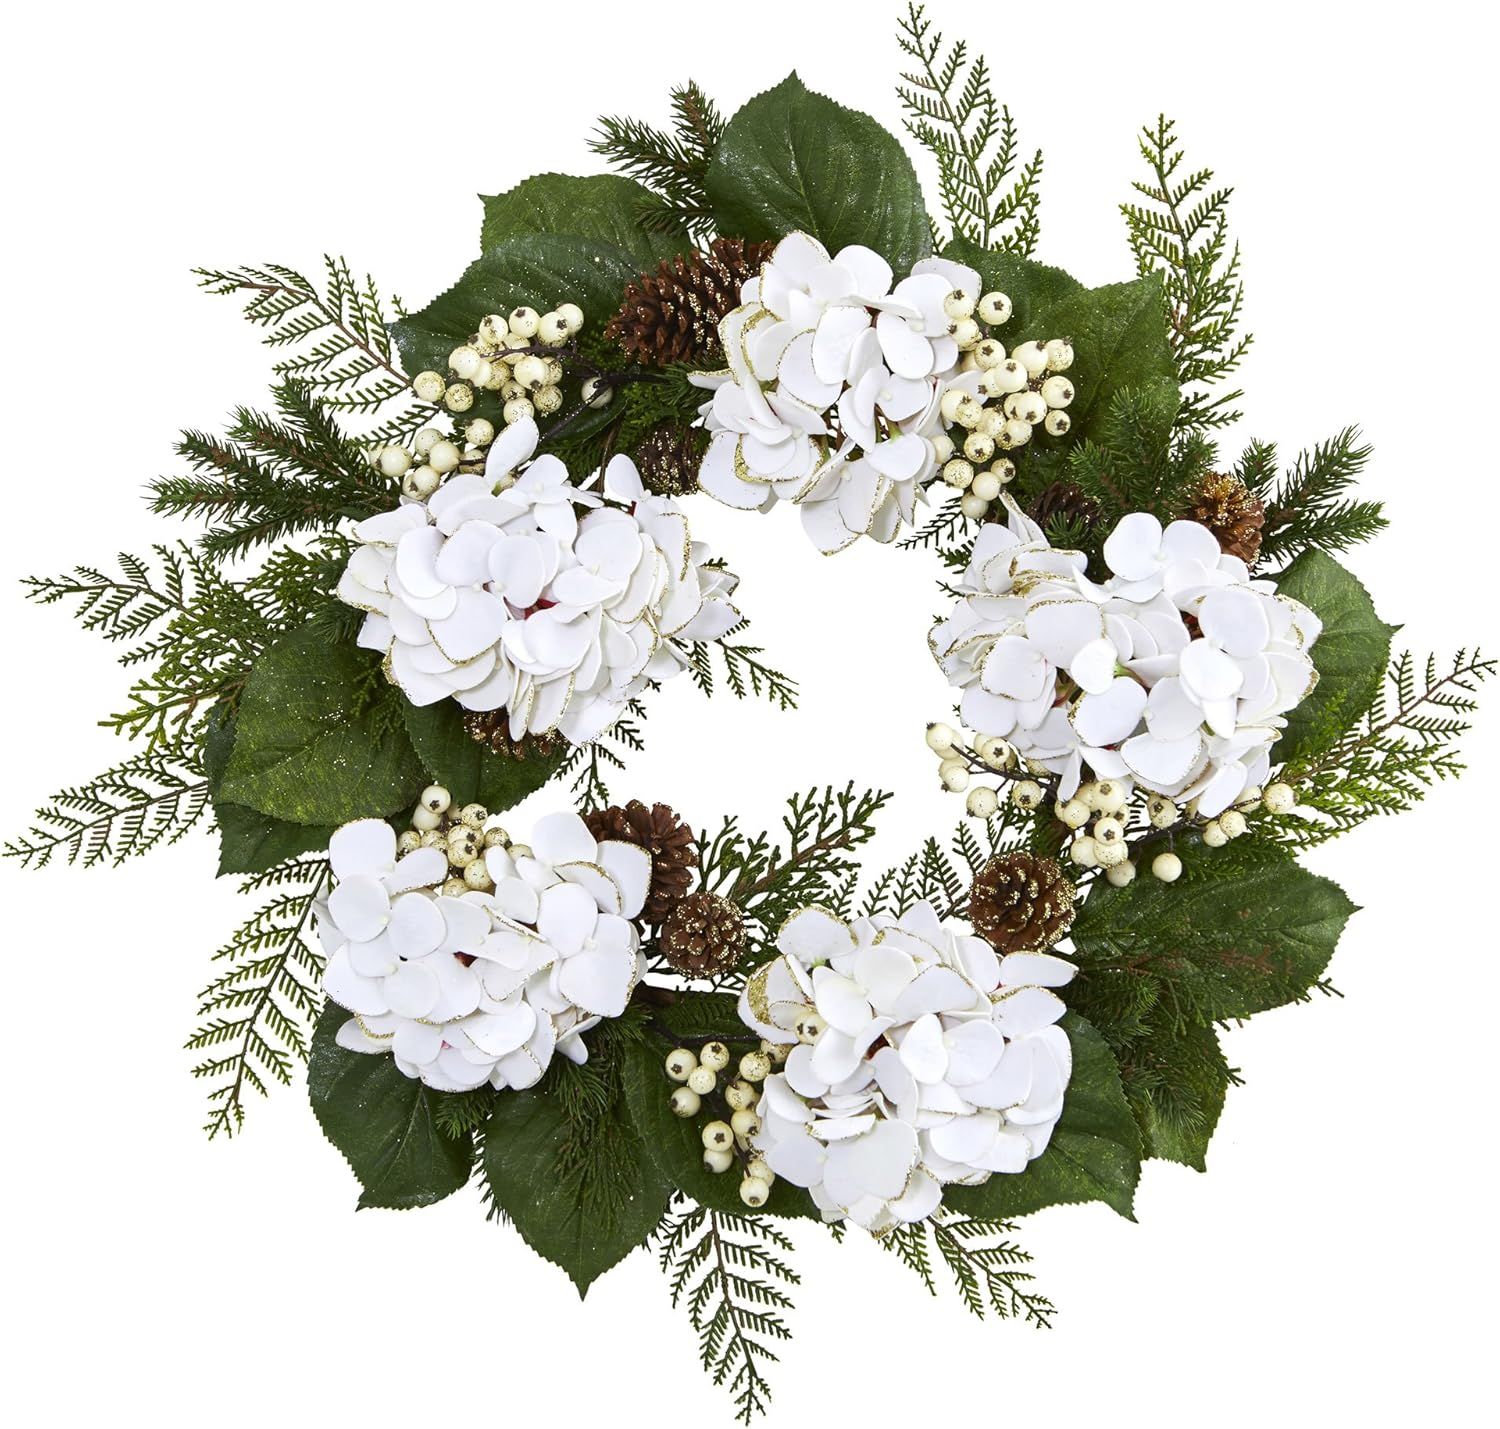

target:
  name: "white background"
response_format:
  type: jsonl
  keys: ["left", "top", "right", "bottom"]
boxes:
{"left": 3, "top": 1, "right": 1497, "bottom": 1423}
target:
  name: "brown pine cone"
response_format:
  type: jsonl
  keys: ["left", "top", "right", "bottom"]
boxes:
{"left": 583, "top": 800, "right": 696, "bottom": 924}
{"left": 1187, "top": 473, "right": 1266, "bottom": 564}
{"left": 969, "top": 852, "right": 1077, "bottom": 955}
{"left": 605, "top": 237, "right": 774, "bottom": 368}
{"left": 660, "top": 891, "right": 746, "bottom": 978}
{"left": 1028, "top": 480, "right": 1100, "bottom": 532}
{"left": 633, "top": 423, "right": 708, "bottom": 497}
{"left": 463, "top": 710, "right": 564, "bottom": 762}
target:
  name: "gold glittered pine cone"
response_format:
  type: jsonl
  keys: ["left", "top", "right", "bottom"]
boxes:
{"left": 659, "top": 891, "right": 746, "bottom": 978}
{"left": 632, "top": 423, "right": 708, "bottom": 497}
{"left": 605, "top": 237, "right": 774, "bottom": 368}
{"left": 583, "top": 800, "right": 697, "bottom": 925}
{"left": 969, "top": 852, "right": 1077, "bottom": 955}
{"left": 462, "top": 710, "right": 564, "bottom": 762}
{"left": 1188, "top": 473, "right": 1266, "bottom": 564}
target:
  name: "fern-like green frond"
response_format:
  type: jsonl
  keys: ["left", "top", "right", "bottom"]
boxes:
{"left": 1280, "top": 649, "right": 1495, "bottom": 847}
{"left": 186, "top": 855, "right": 329, "bottom": 1138}
{"left": 896, "top": 3, "right": 1042, "bottom": 254}
{"left": 656, "top": 1201, "right": 798, "bottom": 1423}
{"left": 194, "top": 257, "right": 423, "bottom": 434}
{"left": 1122, "top": 117, "right": 1251, "bottom": 430}
{"left": 3, "top": 749, "right": 209, "bottom": 869}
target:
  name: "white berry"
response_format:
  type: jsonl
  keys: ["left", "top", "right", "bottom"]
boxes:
{"left": 670, "top": 1088, "right": 701, "bottom": 1118}
{"left": 739, "top": 1050, "right": 772, "bottom": 1082}
{"left": 1263, "top": 782, "right": 1295, "bottom": 814}
{"left": 739, "top": 1176, "right": 771, "bottom": 1208}
{"left": 665, "top": 1048, "right": 697, "bottom": 1082}
{"left": 926, "top": 722, "right": 958, "bottom": 753}
{"left": 1106, "top": 860, "right": 1137, "bottom": 888}
{"left": 703, "top": 1147, "right": 734, "bottom": 1174}
{"left": 687, "top": 1066, "right": 717, "bottom": 1096}
{"left": 412, "top": 370, "right": 446, "bottom": 402}
{"left": 967, "top": 786, "right": 1000, "bottom": 818}
{"left": 977, "top": 291, "right": 1013, "bottom": 325}
{"left": 701, "top": 1120, "right": 734, "bottom": 1151}
{"left": 1151, "top": 851, "right": 1183, "bottom": 883}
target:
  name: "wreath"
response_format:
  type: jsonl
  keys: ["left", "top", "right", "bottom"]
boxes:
{"left": 11, "top": 6, "right": 1492, "bottom": 1421}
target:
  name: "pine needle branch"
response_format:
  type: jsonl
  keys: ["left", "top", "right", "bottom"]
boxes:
{"left": 591, "top": 81, "right": 726, "bottom": 240}
{"left": 1246, "top": 427, "right": 1387, "bottom": 566}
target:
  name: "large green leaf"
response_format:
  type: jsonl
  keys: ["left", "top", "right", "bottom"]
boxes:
{"left": 1020, "top": 272, "right": 1179, "bottom": 446}
{"left": 1074, "top": 839, "right": 1356, "bottom": 1024}
{"left": 391, "top": 232, "right": 642, "bottom": 382}
{"left": 1273, "top": 549, "right": 1398, "bottom": 764}
{"left": 483, "top": 1077, "right": 671, "bottom": 1295}
{"left": 941, "top": 237, "right": 1085, "bottom": 334}
{"left": 217, "top": 626, "right": 424, "bottom": 826}
{"left": 203, "top": 707, "right": 336, "bottom": 875}
{"left": 946, "top": 1015, "right": 1142, "bottom": 1221}
{"left": 622, "top": 1031, "right": 820, "bottom": 1221}
{"left": 706, "top": 73, "right": 930, "bottom": 272}
{"left": 308, "top": 1004, "right": 475, "bottom": 1210}
{"left": 480, "top": 173, "right": 688, "bottom": 268}
{"left": 400, "top": 701, "right": 564, "bottom": 812}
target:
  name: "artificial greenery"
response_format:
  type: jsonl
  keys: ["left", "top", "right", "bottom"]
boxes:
{"left": 7, "top": 9, "right": 1491, "bottom": 1424}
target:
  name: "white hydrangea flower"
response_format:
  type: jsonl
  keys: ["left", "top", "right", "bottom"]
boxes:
{"left": 338, "top": 420, "right": 739, "bottom": 746}
{"left": 737, "top": 902, "right": 1074, "bottom": 1232}
{"left": 692, "top": 233, "right": 980, "bottom": 554}
{"left": 320, "top": 812, "right": 649, "bottom": 1092}
{"left": 932, "top": 500, "right": 1321, "bottom": 814}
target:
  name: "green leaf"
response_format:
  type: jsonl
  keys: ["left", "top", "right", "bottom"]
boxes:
{"left": 1073, "top": 838, "right": 1356, "bottom": 1023}
{"left": 399, "top": 701, "right": 564, "bottom": 812}
{"left": 482, "top": 1078, "right": 670, "bottom": 1295}
{"left": 391, "top": 233, "right": 642, "bottom": 382}
{"left": 203, "top": 707, "right": 336, "bottom": 875}
{"left": 479, "top": 173, "right": 688, "bottom": 268}
{"left": 1021, "top": 272, "right": 1179, "bottom": 446}
{"left": 941, "top": 237, "right": 1084, "bottom": 334}
{"left": 308, "top": 1003, "right": 475, "bottom": 1209}
{"left": 706, "top": 73, "right": 931, "bottom": 272}
{"left": 622, "top": 1031, "right": 820, "bottom": 1221}
{"left": 218, "top": 626, "right": 424, "bottom": 825}
{"left": 946, "top": 1014, "right": 1142, "bottom": 1220}
{"left": 1274, "top": 550, "right": 1398, "bottom": 764}
{"left": 1131, "top": 1021, "right": 1231, "bottom": 1170}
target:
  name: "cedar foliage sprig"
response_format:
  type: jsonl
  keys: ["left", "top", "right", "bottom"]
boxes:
{"left": 1122, "top": 116, "right": 1251, "bottom": 431}
{"left": 696, "top": 785, "right": 893, "bottom": 969}
{"left": 883, "top": 1211, "right": 1055, "bottom": 1326}
{"left": 1279, "top": 649, "right": 1495, "bottom": 847}
{"left": 591, "top": 81, "right": 726, "bottom": 241}
{"left": 556, "top": 697, "right": 649, "bottom": 811}
{"left": 1234, "top": 428, "right": 1387, "bottom": 566}
{"left": 896, "top": 3, "right": 1043, "bottom": 254}
{"left": 194, "top": 257, "right": 423, "bottom": 436}
{"left": 2, "top": 750, "right": 209, "bottom": 869}
{"left": 686, "top": 621, "right": 799, "bottom": 711}
{"left": 656, "top": 1200, "right": 798, "bottom": 1424}
{"left": 186, "top": 855, "right": 329, "bottom": 1138}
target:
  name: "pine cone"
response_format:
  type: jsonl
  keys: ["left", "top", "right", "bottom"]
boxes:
{"left": 584, "top": 800, "right": 696, "bottom": 924}
{"left": 1188, "top": 473, "right": 1266, "bottom": 564}
{"left": 1028, "top": 480, "right": 1100, "bottom": 532}
{"left": 605, "top": 237, "right": 774, "bottom": 368}
{"left": 633, "top": 423, "right": 708, "bottom": 497}
{"left": 660, "top": 891, "right": 746, "bottom": 978}
{"left": 463, "top": 710, "right": 564, "bottom": 762}
{"left": 969, "top": 852, "right": 1077, "bottom": 955}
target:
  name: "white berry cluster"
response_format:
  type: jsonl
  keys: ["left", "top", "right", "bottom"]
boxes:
{"left": 320, "top": 810, "right": 652, "bottom": 1091}
{"left": 363, "top": 421, "right": 506, "bottom": 506}
{"left": 664, "top": 1038, "right": 785, "bottom": 1207}
{"left": 735, "top": 901, "right": 1074, "bottom": 1232}
{"left": 931, "top": 497, "right": 1321, "bottom": 830}
{"left": 411, "top": 302, "right": 588, "bottom": 426}
{"left": 691, "top": 231, "right": 990, "bottom": 554}
{"left": 337, "top": 418, "right": 740, "bottom": 745}
{"left": 395, "top": 782, "right": 513, "bottom": 896}
{"left": 935, "top": 313, "right": 1076, "bottom": 524}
